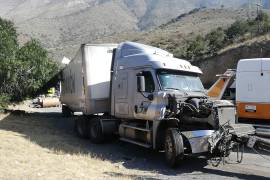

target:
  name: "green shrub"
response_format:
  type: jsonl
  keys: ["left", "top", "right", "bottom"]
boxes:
{"left": 205, "top": 27, "right": 225, "bottom": 55}
{"left": 186, "top": 35, "right": 208, "bottom": 60}
{"left": 0, "top": 94, "right": 10, "bottom": 110}
{"left": 225, "top": 20, "right": 249, "bottom": 40}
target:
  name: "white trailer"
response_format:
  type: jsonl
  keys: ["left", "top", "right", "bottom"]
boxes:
{"left": 61, "top": 44, "right": 118, "bottom": 115}
{"left": 60, "top": 42, "right": 251, "bottom": 167}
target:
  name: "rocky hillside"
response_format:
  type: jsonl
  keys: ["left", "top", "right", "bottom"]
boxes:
{"left": 1, "top": 0, "right": 270, "bottom": 64}
{"left": 0, "top": 0, "right": 263, "bottom": 50}
{"left": 195, "top": 34, "right": 270, "bottom": 86}
{"left": 69, "top": 8, "right": 257, "bottom": 61}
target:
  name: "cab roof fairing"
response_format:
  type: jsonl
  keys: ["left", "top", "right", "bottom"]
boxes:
{"left": 115, "top": 42, "right": 202, "bottom": 74}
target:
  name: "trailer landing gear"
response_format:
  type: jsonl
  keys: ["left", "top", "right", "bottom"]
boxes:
{"left": 164, "top": 128, "right": 184, "bottom": 167}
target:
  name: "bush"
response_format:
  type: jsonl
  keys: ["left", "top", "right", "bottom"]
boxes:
{"left": 0, "top": 94, "right": 10, "bottom": 110}
{"left": 0, "top": 18, "right": 18, "bottom": 61}
{"left": 186, "top": 35, "right": 208, "bottom": 60}
{"left": 205, "top": 27, "right": 225, "bottom": 55}
{"left": 257, "top": 11, "right": 270, "bottom": 33}
{"left": 225, "top": 20, "right": 250, "bottom": 40}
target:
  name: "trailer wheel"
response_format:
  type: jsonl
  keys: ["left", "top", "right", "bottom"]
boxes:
{"left": 89, "top": 117, "right": 104, "bottom": 144}
{"left": 75, "top": 116, "right": 89, "bottom": 139}
{"left": 164, "top": 128, "right": 184, "bottom": 167}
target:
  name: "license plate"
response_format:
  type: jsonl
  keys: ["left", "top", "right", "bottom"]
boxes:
{"left": 245, "top": 105, "right": 256, "bottom": 112}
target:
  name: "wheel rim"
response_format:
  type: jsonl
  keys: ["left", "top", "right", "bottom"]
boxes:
{"left": 165, "top": 134, "right": 173, "bottom": 160}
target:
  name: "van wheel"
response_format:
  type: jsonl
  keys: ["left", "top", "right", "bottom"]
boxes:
{"left": 164, "top": 128, "right": 184, "bottom": 168}
{"left": 89, "top": 117, "right": 104, "bottom": 144}
{"left": 62, "top": 105, "right": 72, "bottom": 117}
{"left": 75, "top": 116, "right": 89, "bottom": 138}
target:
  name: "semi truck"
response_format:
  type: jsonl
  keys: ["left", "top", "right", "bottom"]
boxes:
{"left": 60, "top": 42, "right": 255, "bottom": 167}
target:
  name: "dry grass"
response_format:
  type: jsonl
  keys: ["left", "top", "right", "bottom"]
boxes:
{"left": 0, "top": 110, "right": 155, "bottom": 180}
{"left": 1, "top": 102, "right": 270, "bottom": 180}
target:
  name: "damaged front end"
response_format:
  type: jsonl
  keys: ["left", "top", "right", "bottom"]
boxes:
{"left": 165, "top": 93, "right": 239, "bottom": 156}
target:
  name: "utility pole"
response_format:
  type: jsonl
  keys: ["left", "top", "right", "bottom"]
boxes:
{"left": 255, "top": 0, "right": 263, "bottom": 33}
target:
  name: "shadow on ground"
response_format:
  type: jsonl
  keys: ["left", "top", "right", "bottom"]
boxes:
{"left": 0, "top": 110, "right": 269, "bottom": 179}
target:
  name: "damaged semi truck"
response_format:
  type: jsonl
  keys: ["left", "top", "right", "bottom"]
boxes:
{"left": 60, "top": 42, "right": 257, "bottom": 167}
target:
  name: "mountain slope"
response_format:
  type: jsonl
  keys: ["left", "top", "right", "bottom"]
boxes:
{"left": 48, "top": 8, "right": 257, "bottom": 62}
{"left": 1, "top": 0, "right": 269, "bottom": 62}
{"left": 195, "top": 34, "right": 270, "bottom": 86}
{"left": 17, "top": 0, "right": 138, "bottom": 48}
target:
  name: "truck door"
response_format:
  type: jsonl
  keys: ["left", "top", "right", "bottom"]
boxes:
{"left": 133, "top": 70, "right": 156, "bottom": 120}
{"left": 114, "top": 71, "right": 129, "bottom": 117}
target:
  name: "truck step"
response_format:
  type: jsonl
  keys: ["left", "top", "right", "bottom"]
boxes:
{"left": 120, "top": 138, "right": 152, "bottom": 148}
{"left": 120, "top": 124, "right": 151, "bottom": 132}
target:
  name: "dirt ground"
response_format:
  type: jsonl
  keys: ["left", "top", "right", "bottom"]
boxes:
{"left": 0, "top": 102, "right": 270, "bottom": 180}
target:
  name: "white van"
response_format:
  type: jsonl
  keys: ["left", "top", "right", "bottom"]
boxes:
{"left": 236, "top": 58, "right": 270, "bottom": 120}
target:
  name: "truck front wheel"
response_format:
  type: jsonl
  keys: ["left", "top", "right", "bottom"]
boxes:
{"left": 164, "top": 128, "right": 184, "bottom": 167}
{"left": 89, "top": 117, "right": 105, "bottom": 144}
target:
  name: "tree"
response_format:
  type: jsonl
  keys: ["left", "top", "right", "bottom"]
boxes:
{"left": 0, "top": 16, "right": 59, "bottom": 106}
{"left": 206, "top": 27, "right": 225, "bottom": 55}
{"left": 14, "top": 39, "right": 58, "bottom": 100}
{"left": 0, "top": 18, "right": 18, "bottom": 101}
{"left": 0, "top": 18, "right": 18, "bottom": 61}
{"left": 186, "top": 35, "right": 208, "bottom": 60}
{"left": 225, "top": 20, "right": 249, "bottom": 40}
{"left": 257, "top": 11, "right": 270, "bottom": 33}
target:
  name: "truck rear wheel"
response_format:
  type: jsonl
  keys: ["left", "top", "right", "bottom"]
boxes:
{"left": 164, "top": 128, "right": 184, "bottom": 167}
{"left": 89, "top": 117, "right": 105, "bottom": 144}
{"left": 75, "top": 116, "right": 89, "bottom": 139}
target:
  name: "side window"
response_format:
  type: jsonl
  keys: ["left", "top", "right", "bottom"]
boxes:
{"left": 138, "top": 71, "right": 155, "bottom": 93}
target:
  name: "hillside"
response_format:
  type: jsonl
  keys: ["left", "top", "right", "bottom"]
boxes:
{"left": 1, "top": 0, "right": 270, "bottom": 64}
{"left": 0, "top": 0, "right": 264, "bottom": 56}
{"left": 195, "top": 34, "right": 270, "bottom": 86}
{"left": 52, "top": 8, "right": 257, "bottom": 62}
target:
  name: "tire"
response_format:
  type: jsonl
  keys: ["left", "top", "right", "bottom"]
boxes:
{"left": 62, "top": 105, "right": 72, "bottom": 117}
{"left": 74, "top": 116, "right": 89, "bottom": 139}
{"left": 89, "top": 117, "right": 105, "bottom": 144}
{"left": 164, "top": 128, "right": 184, "bottom": 168}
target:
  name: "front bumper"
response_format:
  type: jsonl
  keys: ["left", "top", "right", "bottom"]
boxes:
{"left": 182, "top": 130, "right": 214, "bottom": 154}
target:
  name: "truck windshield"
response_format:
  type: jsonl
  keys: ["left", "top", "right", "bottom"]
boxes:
{"left": 157, "top": 70, "right": 204, "bottom": 92}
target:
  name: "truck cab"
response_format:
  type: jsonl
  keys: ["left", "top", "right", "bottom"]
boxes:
{"left": 109, "top": 42, "right": 235, "bottom": 166}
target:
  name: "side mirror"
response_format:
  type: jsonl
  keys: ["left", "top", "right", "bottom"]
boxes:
{"left": 137, "top": 76, "right": 145, "bottom": 92}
